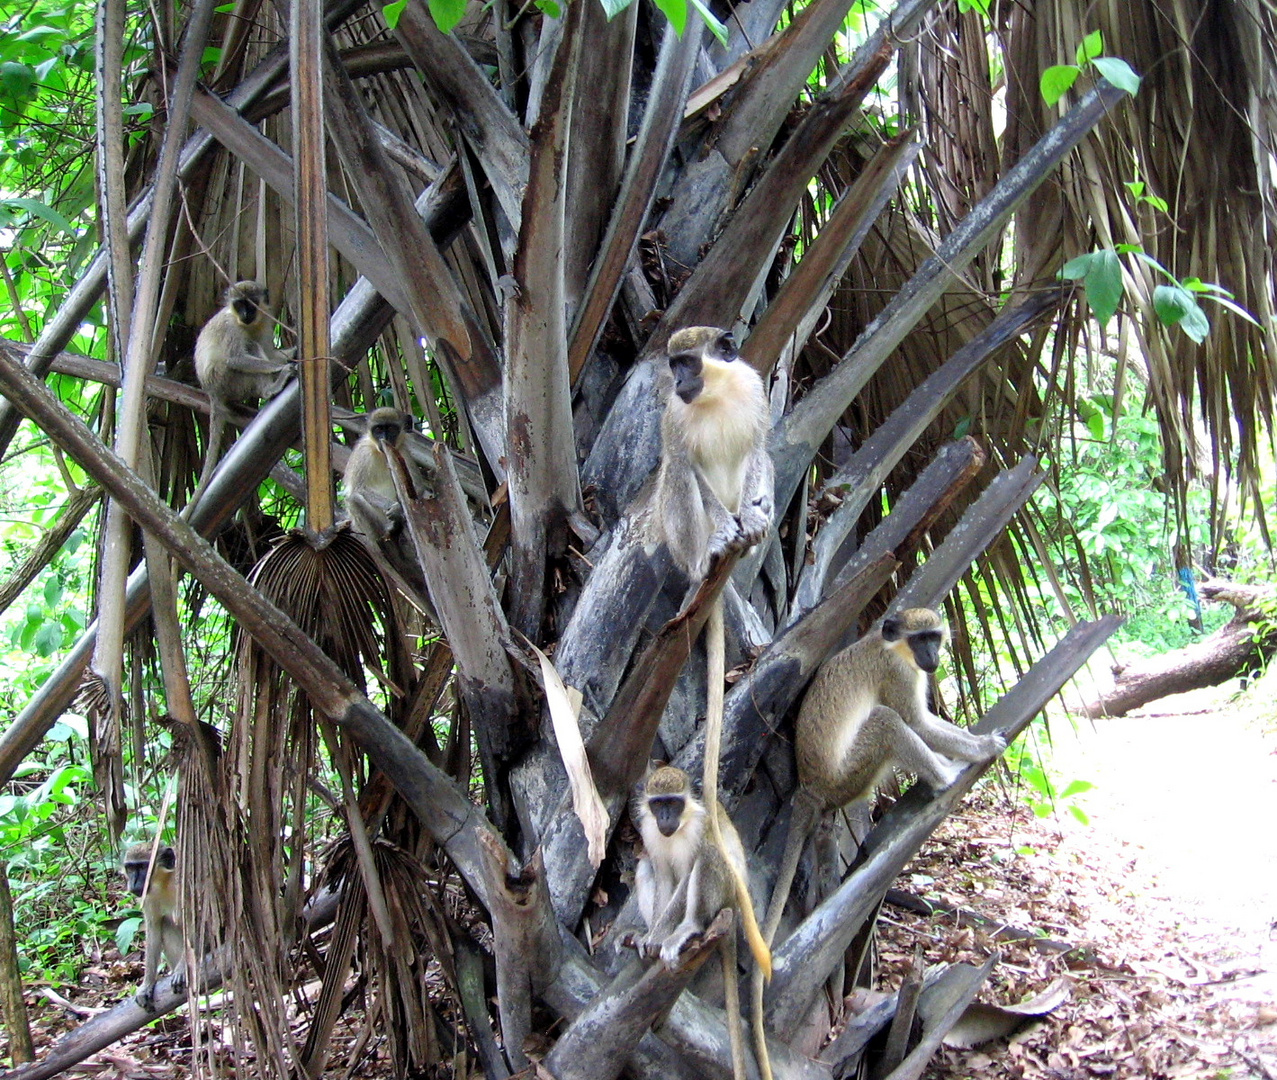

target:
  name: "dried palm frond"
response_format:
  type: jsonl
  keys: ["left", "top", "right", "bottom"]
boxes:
{"left": 188, "top": 526, "right": 407, "bottom": 1078}
{"left": 303, "top": 836, "right": 458, "bottom": 1078}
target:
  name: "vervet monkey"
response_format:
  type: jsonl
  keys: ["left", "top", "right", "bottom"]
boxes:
{"left": 761, "top": 608, "right": 1007, "bottom": 952}
{"left": 655, "top": 327, "right": 773, "bottom": 579}
{"left": 342, "top": 407, "right": 433, "bottom": 613}
{"left": 629, "top": 766, "right": 772, "bottom": 1080}
{"left": 193, "top": 280, "right": 293, "bottom": 492}
{"left": 122, "top": 841, "right": 185, "bottom": 1009}
{"left": 343, "top": 408, "right": 424, "bottom": 541}
{"left": 653, "top": 327, "right": 774, "bottom": 992}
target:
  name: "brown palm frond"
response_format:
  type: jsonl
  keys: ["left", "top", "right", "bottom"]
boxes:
{"left": 200, "top": 527, "right": 406, "bottom": 1079}
{"left": 305, "top": 836, "right": 458, "bottom": 1078}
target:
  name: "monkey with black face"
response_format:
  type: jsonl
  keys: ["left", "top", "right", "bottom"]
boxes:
{"left": 652, "top": 327, "right": 775, "bottom": 1002}
{"left": 342, "top": 407, "right": 434, "bottom": 615}
{"left": 343, "top": 408, "right": 426, "bottom": 541}
{"left": 630, "top": 766, "right": 772, "bottom": 1080}
{"left": 193, "top": 280, "right": 294, "bottom": 493}
{"left": 761, "top": 608, "right": 1007, "bottom": 950}
{"left": 655, "top": 327, "right": 773, "bottom": 579}
{"left": 122, "top": 841, "right": 185, "bottom": 1009}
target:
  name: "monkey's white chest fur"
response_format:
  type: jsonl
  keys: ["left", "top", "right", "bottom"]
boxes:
{"left": 639, "top": 807, "right": 703, "bottom": 885}
{"left": 675, "top": 363, "right": 766, "bottom": 512}
{"left": 351, "top": 446, "right": 397, "bottom": 503}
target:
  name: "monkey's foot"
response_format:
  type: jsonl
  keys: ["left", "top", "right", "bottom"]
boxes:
{"left": 135, "top": 986, "right": 158, "bottom": 1011}
{"left": 934, "top": 757, "right": 967, "bottom": 788}
{"left": 659, "top": 927, "right": 703, "bottom": 969}
{"left": 984, "top": 731, "right": 1009, "bottom": 757}
{"left": 171, "top": 970, "right": 188, "bottom": 995}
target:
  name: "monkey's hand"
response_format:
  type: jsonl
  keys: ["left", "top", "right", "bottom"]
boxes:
{"left": 134, "top": 983, "right": 158, "bottom": 1011}
{"left": 736, "top": 497, "right": 772, "bottom": 549}
{"left": 980, "top": 731, "right": 1009, "bottom": 758}
{"left": 170, "top": 969, "right": 188, "bottom": 996}
{"left": 384, "top": 502, "right": 405, "bottom": 539}
{"left": 704, "top": 519, "right": 744, "bottom": 573}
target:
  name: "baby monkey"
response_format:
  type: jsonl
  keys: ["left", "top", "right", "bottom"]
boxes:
{"left": 193, "top": 280, "right": 294, "bottom": 492}
{"left": 630, "top": 765, "right": 772, "bottom": 1080}
{"left": 121, "top": 841, "right": 185, "bottom": 1009}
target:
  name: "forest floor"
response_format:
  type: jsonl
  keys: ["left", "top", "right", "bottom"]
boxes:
{"left": 10, "top": 673, "right": 1277, "bottom": 1079}
{"left": 890, "top": 670, "right": 1277, "bottom": 1080}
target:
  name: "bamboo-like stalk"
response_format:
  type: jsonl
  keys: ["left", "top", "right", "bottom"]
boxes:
{"left": 503, "top": 0, "right": 585, "bottom": 638}
{"left": 95, "top": 0, "right": 132, "bottom": 350}
{"left": 88, "top": 0, "right": 133, "bottom": 841}
{"left": 91, "top": 0, "right": 217, "bottom": 838}
{"left": 293, "top": 0, "right": 333, "bottom": 532}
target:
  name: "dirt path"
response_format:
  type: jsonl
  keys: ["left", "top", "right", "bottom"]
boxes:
{"left": 1048, "top": 678, "right": 1277, "bottom": 1070}
{"left": 899, "top": 672, "right": 1277, "bottom": 1079}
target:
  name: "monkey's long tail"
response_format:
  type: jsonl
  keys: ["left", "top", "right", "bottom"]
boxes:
{"left": 750, "top": 794, "right": 820, "bottom": 1080}
{"left": 703, "top": 599, "right": 772, "bottom": 979}
{"left": 704, "top": 598, "right": 775, "bottom": 1080}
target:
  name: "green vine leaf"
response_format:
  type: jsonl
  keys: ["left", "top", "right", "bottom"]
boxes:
{"left": 381, "top": 0, "right": 407, "bottom": 28}
{"left": 652, "top": 0, "right": 687, "bottom": 36}
{"left": 1153, "top": 284, "right": 1209, "bottom": 343}
{"left": 1075, "top": 30, "right": 1103, "bottom": 66}
{"left": 1092, "top": 56, "right": 1141, "bottom": 96}
{"left": 1040, "top": 64, "right": 1080, "bottom": 105}
{"left": 428, "top": 0, "right": 467, "bottom": 34}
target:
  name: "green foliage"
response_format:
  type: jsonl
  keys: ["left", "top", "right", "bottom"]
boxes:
{"left": 0, "top": 0, "right": 151, "bottom": 355}
{"left": 1061, "top": 250, "right": 1122, "bottom": 327}
{"left": 1061, "top": 242, "right": 1255, "bottom": 346}
{"left": 381, "top": 0, "right": 407, "bottom": 29}
{"left": 1042, "top": 393, "right": 1211, "bottom": 636}
{"left": 0, "top": 453, "right": 95, "bottom": 718}
{"left": 1003, "top": 733, "right": 1093, "bottom": 824}
{"left": 0, "top": 731, "right": 119, "bottom": 981}
{"left": 1040, "top": 31, "right": 1140, "bottom": 106}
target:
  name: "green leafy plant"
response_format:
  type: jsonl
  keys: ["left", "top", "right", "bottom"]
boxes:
{"left": 1040, "top": 31, "right": 1141, "bottom": 105}
{"left": 1061, "top": 245, "right": 1258, "bottom": 344}
{"left": 1003, "top": 736, "right": 1093, "bottom": 824}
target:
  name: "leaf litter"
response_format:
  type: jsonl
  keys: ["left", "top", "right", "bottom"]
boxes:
{"left": 873, "top": 680, "right": 1277, "bottom": 1080}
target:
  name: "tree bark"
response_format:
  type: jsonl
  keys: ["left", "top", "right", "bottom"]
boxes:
{"left": 1080, "top": 580, "right": 1277, "bottom": 717}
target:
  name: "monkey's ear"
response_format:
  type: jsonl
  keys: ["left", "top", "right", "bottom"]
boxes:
{"left": 881, "top": 617, "right": 902, "bottom": 641}
{"left": 402, "top": 413, "right": 416, "bottom": 433}
{"left": 712, "top": 332, "right": 738, "bottom": 361}
{"left": 159, "top": 847, "right": 176, "bottom": 869}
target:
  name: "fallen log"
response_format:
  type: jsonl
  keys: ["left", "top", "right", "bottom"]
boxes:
{"left": 1081, "top": 579, "right": 1277, "bottom": 718}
